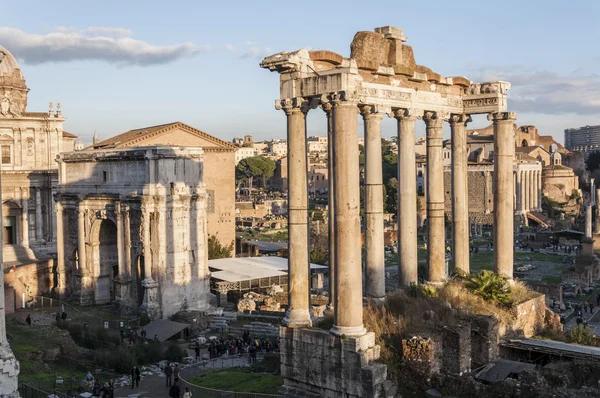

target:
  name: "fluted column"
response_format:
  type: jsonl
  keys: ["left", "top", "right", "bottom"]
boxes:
{"left": 20, "top": 188, "right": 29, "bottom": 246}
{"left": 278, "top": 97, "right": 311, "bottom": 328}
{"left": 322, "top": 103, "right": 335, "bottom": 312}
{"left": 450, "top": 114, "right": 471, "bottom": 275}
{"left": 586, "top": 205, "right": 593, "bottom": 238}
{"left": 489, "top": 112, "right": 517, "bottom": 279}
{"left": 77, "top": 204, "right": 87, "bottom": 271}
{"left": 36, "top": 187, "right": 44, "bottom": 242}
{"left": 55, "top": 201, "right": 66, "bottom": 297}
{"left": 529, "top": 170, "right": 535, "bottom": 212}
{"left": 116, "top": 202, "right": 124, "bottom": 275}
{"left": 123, "top": 204, "right": 132, "bottom": 277}
{"left": 394, "top": 109, "right": 418, "bottom": 286}
{"left": 361, "top": 105, "right": 386, "bottom": 301}
{"left": 141, "top": 200, "right": 153, "bottom": 281}
{"left": 328, "top": 92, "right": 365, "bottom": 337}
{"left": 424, "top": 111, "right": 446, "bottom": 283}
{"left": 538, "top": 171, "right": 543, "bottom": 210}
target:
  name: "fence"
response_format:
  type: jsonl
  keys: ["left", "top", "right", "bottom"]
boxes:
{"left": 28, "top": 295, "right": 140, "bottom": 331}
{"left": 179, "top": 353, "right": 283, "bottom": 398}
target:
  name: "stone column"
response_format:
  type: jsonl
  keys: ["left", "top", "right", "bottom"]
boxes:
{"left": 450, "top": 114, "right": 471, "bottom": 275}
{"left": 322, "top": 103, "right": 335, "bottom": 312}
{"left": 20, "top": 188, "right": 29, "bottom": 247}
{"left": 394, "top": 109, "right": 418, "bottom": 287}
{"left": 596, "top": 189, "right": 600, "bottom": 233}
{"left": 123, "top": 204, "right": 132, "bottom": 276}
{"left": 140, "top": 199, "right": 160, "bottom": 318}
{"left": 538, "top": 171, "right": 543, "bottom": 210}
{"left": 329, "top": 92, "right": 365, "bottom": 337}
{"left": 361, "top": 105, "right": 385, "bottom": 301}
{"left": 114, "top": 202, "right": 132, "bottom": 312}
{"left": 141, "top": 201, "right": 153, "bottom": 280}
{"left": 116, "top": 202, "right": 124, "bottom": 276}
{"left": 586, "top": 205, "right": 593, "bottom": 238}
{"left": 489, "top": 112, "right": 517, "bottom": 279}
{"left": 55, "top": 201, "right": 67, "bottom": 297}
{"left": 35, "top": 187, "right": 44, "bottom": 243}
{"left": 278, "top": 97, "right": 311, "bottom": 328}
{"left": 529, "top": 170, "right": 535, "bottom": 212}
{"left": 424, "top": 111, "right": 446, "bottom": 283}
{"left": 77, "top": 205, "right": 87, "bottom": 271}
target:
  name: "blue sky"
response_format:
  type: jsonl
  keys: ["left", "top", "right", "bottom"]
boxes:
{"left": 2, "top": 0, "right": 600, "bottom": 145}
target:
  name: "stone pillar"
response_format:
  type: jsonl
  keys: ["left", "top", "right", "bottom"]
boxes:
{"left": 77, "top": 205, "right": 87, "bottom": 271}
{"left": 518, "top": 171, "right": 525, "bottom": 214}
{"left": 140, "top": 200, "right": 160, "bottom": 318}
{"left": 114, "top": 203, "right": 133, "bottom": 312}
{"left": 538, "top": 171, "right": 543, "bottom": 210}
{"left": 322, "top": 103, "right": 335, "bottom": 312}
{"left": 513, "top": 172, "right": 517, "bottom": 212}
{"left": 361, "top": 105, "right": 385, "bottom": 301}
{"left": 424, "top": 111, "right": 446, "bottom": 283}
{"left": 35, "top": 187, "right": 44, "bottom": 243}
{"left": 450, "top": 114, "right": 471, "bottom": 275}
{"left": 278, "top": 97, "right": 311, "bottom": 328}
{"left": 54, "top": 201, "right": 67, "bottom": 297}
{"left": 394, "top": 109, "right": 418, "bottom": 287}
{"left": 596, "top": 189, "right": 600, "bottom": 233}
{"left": 329, "top": 92, "right": 365, "bottom": 337}
{"left": 591, "top": 178, "right": 596, "bottom": 205}
{"left": 586, "top": 205, "right": 593, "bottom": 238}
{"left": 20, "top": 188, "right": 29, "bottom": 247}
{"left": 529, "top": 170, "right": 535, "bottom": 212}
{"left": 489, "top": 112, "right": 517, "bottom": 279}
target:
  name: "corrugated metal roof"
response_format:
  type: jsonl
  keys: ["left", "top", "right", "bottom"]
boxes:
{"left": 209, "top": 256, "right": 326, "bottom": 282}
{"left": 138, "top": 319, "right": 189, "bottom": 342}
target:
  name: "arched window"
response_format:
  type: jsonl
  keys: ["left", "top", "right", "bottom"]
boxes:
{"left": 521, "top": 139, "right": 528, "bottom": 147}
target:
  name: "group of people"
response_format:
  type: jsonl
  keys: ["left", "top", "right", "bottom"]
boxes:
{"left": 206, "top": 331, "right": 279, "bottom": 360}
{"left": 84, "top": 371, "right": 114, "bottom": 398}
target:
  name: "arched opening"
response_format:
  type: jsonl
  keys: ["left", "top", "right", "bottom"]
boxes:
{"left": 2, "top": 200, "right": 21, "bottom": 245}
{"left": 94, "top": 219, "right": 118, "bottom": 304}
{"left": 136, "top": 255, "right": 145, "bottom": 306}
{"left": 521, "top": 139, "right": 528, "bottom": 147}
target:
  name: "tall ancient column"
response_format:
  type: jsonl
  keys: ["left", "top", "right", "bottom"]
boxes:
{"left": 123, "top": 204, "right": 132, "bottom": 276}
{"left": 20, "top": 188, "right": 29, "bottom": 246}
{"left": 141, "top": 201, "right": 153, "bottom": 281}
{"left": 489, "top": 112, "right": 517, "bottom": 279}
{"left": 519, "top": 171, "right": 526, "bottom": 214}
{"left": 36, "top": 187, "right": 44, "bottom": 242}
{"left": 279, "top": 97, "right": 311, "bottom": 328}
{"left": 586, "top": 205, "right": 593, "bottom": 238}
{"left": 596, "top": 189, "right": 600, "bottom": 233}
{"left": 361, "top": 105, "right": 385, "bottom": 301}
{"left": 55, "top": 201, "right": 66, "bottom": 297}
{"left": 322, "top": 103, "right": 335, "bottom": 312}
{"left": 77, "top": 204, "right": 87, "bottom": 271}
{"left": 529, "top": 170, "right": 535, "bottom": 212}
{"left": 394, "top": 109, "right": 418, "bottom": 286}
{"left": 329, "top": 92, "right": 365, "bottom": 337}
{"left": 424, "top": 111, "right": 446, "bottom": 283}
{"left": 140, "top": 199, "right": 160, "bottom": 318}
{"left": 450, "top": 114, "right": 471, "bottom": 275}
{"left": 538, "top": 171, "right": 543, "bottom": 210}
{"left": 116, "top": 202, "right": 124, "bottom": 274}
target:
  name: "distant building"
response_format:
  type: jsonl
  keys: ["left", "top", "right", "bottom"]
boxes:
{"left": 235, "top": 146, "right": 255, "bottom": 164}
{"left": 307, "top": 136, "right": 328, "bottom": 153}
{"left": 564, "top": 125, "right": 600, "bottom": 160}
{"left": 269, "top": 140, "right": 287, "bottom": 158}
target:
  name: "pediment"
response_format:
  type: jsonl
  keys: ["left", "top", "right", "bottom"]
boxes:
{"left": 124, "top": 123, "right": 235, "bottom": 151}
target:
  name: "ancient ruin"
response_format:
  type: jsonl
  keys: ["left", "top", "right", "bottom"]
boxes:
{"left": 261, "top": 26, "right": 516, "bottom": 397}
{"left": 54, "top": 147, "right": 215, "bottom": 318}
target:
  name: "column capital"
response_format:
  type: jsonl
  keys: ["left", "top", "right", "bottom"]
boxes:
{"left": 320, "top": 102, "right": 333, "bottom": 115}
{"left": 448, "top": 113, "right": 472, "bottom": 126}
{"left": 359, "top": 104, "right": 388, "bottom": 120}
{"left": 321, "top": 91, "right": 360, "bottom": 108}
{"left": 423, "top": 110, "right": 447, "bottom": 127}
{"left": 276, "top": 97, "right": 318, "bottom": 115}
{"left": 392, "top": 107, "right": 420, "bottom": 121}
{"left": 54, "top": 202, "right": 63, "bottom": 212}
{"left": 487, "top": 111, "right": 517, "bottom": 122}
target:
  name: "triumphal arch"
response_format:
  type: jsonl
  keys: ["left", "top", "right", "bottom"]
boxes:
{"left": 54, "top": 147, "right": 215, "bottom": 318}
{"left": 261, "top": 26, "right": 516, "bottom": 397}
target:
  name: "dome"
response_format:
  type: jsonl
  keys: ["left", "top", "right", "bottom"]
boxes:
{"left": 0, "top": 46, "right": 23, "bottom": 79}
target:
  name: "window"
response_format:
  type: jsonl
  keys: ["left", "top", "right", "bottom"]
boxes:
{"left": 103, "top": 171, "right": 107, "bottom": 182}
{"left": 1, "top": 145, "right": 10, "bottom": 164}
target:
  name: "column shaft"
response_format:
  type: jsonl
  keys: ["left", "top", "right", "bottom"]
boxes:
{"left": 330, "top": 94, "right": 365, "bottom": 337}
{"left": 520, "top": 171, "right": 526, "bottom": 213}
{"left": 529, "top": 170, "right": 535, "bottom": 212}
{"left": 116, "top": 202, "right": 124, "bottom": 275}
{"left": 55, "top": 202, "right": 66, "bottom": 295}
{"left": 21, "top": 188, "right": 29, "bottom": 246}
{"left": 538, "top": 171, "right": 543, "bottom": 210}
{"left": 280, "top": 98, "right": 311, "bottom": 328}
{"left": 450, "top": 114, "right": 471, "bottom": 275}
{"left": 36, "top": 187, "right": 43, "bottom": 242}
{"left": 323, "top": 104, "right": 335, "bottom": 310}
{"left": 124, "top": 206, "right": 132, "bottom": 276}
{"left": 586, "top": 205, "right": 593, "bottom": 238}
{"left": 490, "top": 112, "right": 517, "bottom": 279}
{"left": 141, "top": 202, "right": 153, "bottom": 280}
{"left": 424, "top": 112, "right": 446, "bottom": 283}
{"left": 361, "top": 106, "right": 385, "bottom": 300}
{"left": 395, "top": 110, "right": 418, "bottom": 286}
{"left": 77, "top": 205, "right": 87, "bottom": 270}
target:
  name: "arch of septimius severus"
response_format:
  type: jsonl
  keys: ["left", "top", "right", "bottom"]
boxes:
{"left": 261, "top": 26, "right": 516, "bottom": 397}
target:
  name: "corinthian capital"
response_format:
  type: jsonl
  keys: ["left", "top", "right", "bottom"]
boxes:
{"left": 423, "top": 110, "right": 447, "bottom": 127}
{"left": 321, "top": 91, "right": 361, "bottom": 108}
{"left": 359, "top": 104, "right": 388, "bottom": 120}
{"left": 448, "top": 114, "right": 472, "bottom": 126}
{"left": 392, "top": 108, "right": 422, "bottom": 120}
{"left": 487, "top": 111, "right": 517, "bottom": 122}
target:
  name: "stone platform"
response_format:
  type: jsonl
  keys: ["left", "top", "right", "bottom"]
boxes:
{"left": 279, "top": 327, "right": 394, "bottom": 398}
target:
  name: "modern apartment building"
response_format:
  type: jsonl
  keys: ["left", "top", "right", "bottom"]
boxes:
{"left": 564, "top": 125, "right": 600, "bottom": 160}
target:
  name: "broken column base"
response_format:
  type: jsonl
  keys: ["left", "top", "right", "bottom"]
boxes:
{"left": 0, "top": 344, "right": 20, "bottom": 398}
{"left": 279, "top": 327, "right": 395, "bottom": 398}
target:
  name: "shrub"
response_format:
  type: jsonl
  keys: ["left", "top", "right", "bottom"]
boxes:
{"left": 135, "top": 341, "right": 163, "bottom": 364}
{"left": 465, "top": 270, "right": 513, "bottom": 306}
{"left": 568, "top": 325, "right": 595, "bottom": 346}
{"left": 140, "top": 314, "right": 151, "bottom": 327}
{"left": 164, "top": 341, "right": 185, "bottom": 362}
{"left": 96, "top": 346, "right": 136, "bottom": 373}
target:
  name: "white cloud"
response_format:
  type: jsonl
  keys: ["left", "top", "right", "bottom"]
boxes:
{"left": 224, "top": 43, "right": 236, "bottom": 52}
{"left": 469, "top": 65, "right": 600, "bottom": 115}
{"left": 0, "top": 27, "right": 210, "bottom": 66}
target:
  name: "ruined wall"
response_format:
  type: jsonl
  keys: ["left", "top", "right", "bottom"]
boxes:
{"left": 471, "top": 315, "right": 500, "bottom": 367}
{"left": 444, "top": 169, "right": 493, "bottom": 225}
{"left": 3, "top": 260, "right": 54, "bottom": 306}
{"left": 507, "top": 294, "right": 548, "bottom": 337}
{"left": 442, "top": 324, "right": 472, "bottom": 376}
{"left": 204, "top": 150, "right": 235, "bottom": 255}
{"left": 3, "top": 286, "right": 15, "bottom": 314}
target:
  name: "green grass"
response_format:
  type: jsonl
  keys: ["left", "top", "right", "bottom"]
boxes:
{"left": 188, "top": 369, "right": 282, "bottom": 394}
{"left": 238, "top": 229, "right": 289, "bottom": 242}
{"left": 541, "top": 275, "right": 563, "bottom": 285}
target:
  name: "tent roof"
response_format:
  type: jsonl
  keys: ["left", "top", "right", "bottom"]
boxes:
{"left": 137, "top": 319, "right": 189, "bottom": 342}
{"left": 209, "top": 256, "right": 326, "bottom": 283}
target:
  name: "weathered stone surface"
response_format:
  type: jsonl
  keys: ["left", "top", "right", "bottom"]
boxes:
{"left": 237, "top": 298, "right": 256, "bottom": 312}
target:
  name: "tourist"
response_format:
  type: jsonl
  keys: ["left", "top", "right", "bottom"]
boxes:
{"left": 85, "top": 371, "right": 94, "bottom": 383}
{"left": 154, "top": 334, "right": 159, "bottom": 342}
{"left": 591, "top": 302, "right": 595, "bottom": 313}
{"left": 169, "top": 380, "right": 181, "bottom": 398}
{"left": 55, "top": 312, "right": 61, "bottom": 324}
{"left": 140, "top": 328, "right": 147, "bottom": 341}
{"left": 25, "top": 314, "right": 31, "bottom": 326}
{"left": 92, "top": 380, "right": 101, "bottom": 397}
{"left": 131, "top": 365, "right": 140, "bottom": 388}
{"left": 61, "top": 311, "right": 68, "bottom": 321}
{"left": 194, "top": 344, "right": 200, "bottom": 361}
{"left": 577, "top": 316, "right": 583, "bottom": 326}
{"left": 173, "top": 364, "right": 180, "bottom": 383}
{"left": 183, "top": 387, "right": 192, "bottom": 398}
{"left": 83, "top": 322, "right": 89, "bottom": 338}
{"left": 120, "top": 329, "right": 125, "bottom": 343}
{"left": 164, "top": 363, "right": 173, "bottom": 387}
{"left": 106, "top": 379, "right": 114, "bottom": 398}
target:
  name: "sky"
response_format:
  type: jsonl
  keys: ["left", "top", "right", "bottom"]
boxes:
{"left": 2, "top": 0, "right": 600, "bottom": 145}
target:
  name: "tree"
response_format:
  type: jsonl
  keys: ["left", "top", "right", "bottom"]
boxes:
{"left": 586, "top": 151, "right": 600, "bottom": 172}
{"left": 208, "top": 235, "right": 233, "bottom": 259}
{"left": 235, "top": 156, "right": 276, "bottom": 189}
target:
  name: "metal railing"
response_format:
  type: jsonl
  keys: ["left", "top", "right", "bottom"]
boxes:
{"left": 179, "top": 353, "right": 283, "bottom": 398}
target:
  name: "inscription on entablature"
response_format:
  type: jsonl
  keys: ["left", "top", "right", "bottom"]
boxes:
{"left": 358, "top": 87, "right": 411, "bottom": 101}
{"left": 463, "top": 98, "right": 499, "bottom": 108}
